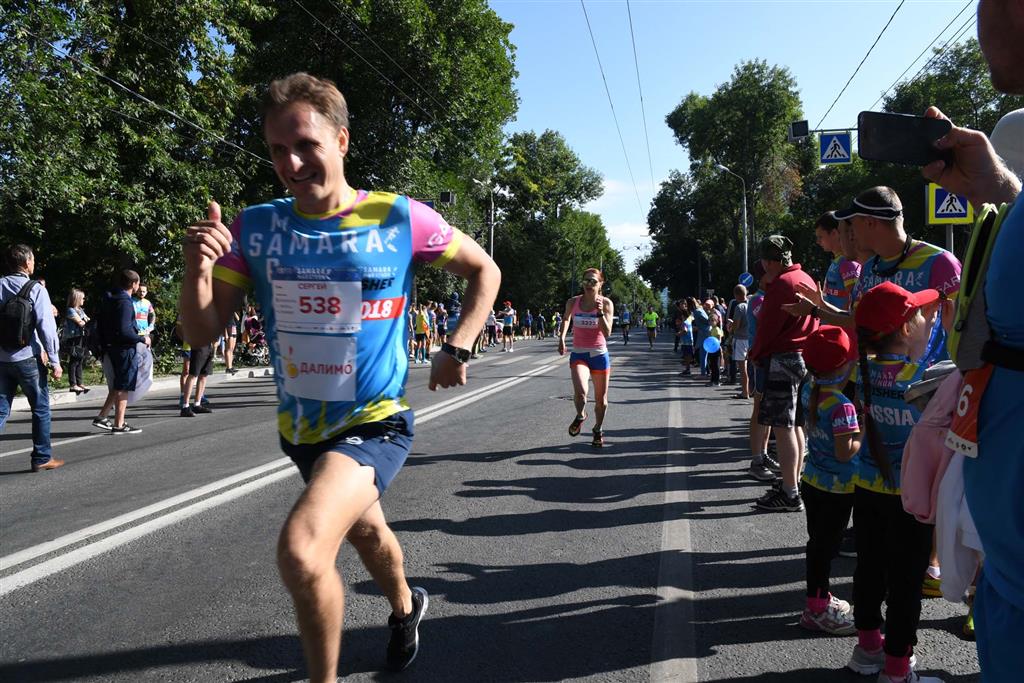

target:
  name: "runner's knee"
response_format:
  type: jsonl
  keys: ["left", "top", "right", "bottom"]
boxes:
{"left": 276, "top": 522, "right": 334, "bottom": 586}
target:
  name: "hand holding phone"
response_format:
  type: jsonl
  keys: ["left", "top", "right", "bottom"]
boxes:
{"left": 921, "top": 106, "right": 1022, "bottom": 207}
{"left": 857, "top": 111, "right": 952, "bottom": 166}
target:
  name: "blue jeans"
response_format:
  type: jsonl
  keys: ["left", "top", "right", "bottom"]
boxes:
{"left": 694, "top": 330, "right": 709, "bottom": 373}
{"left": 0, "top": 357, "right": 53, "bottom": 466}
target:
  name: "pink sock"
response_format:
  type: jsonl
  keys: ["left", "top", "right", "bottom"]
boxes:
{"left": 807, "top": 593, "right": 830, "bottom": 613}
{"left": 858, "top": 629, "right": 883, "bottom": 652}
{"left": 883, "top": 653, "right": 911, "bottom": 679}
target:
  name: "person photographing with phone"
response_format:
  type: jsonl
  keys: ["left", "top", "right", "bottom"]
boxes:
{"left": 918, "top": 2, "right": 1024, "bottom": 679}
{"left": 179, "top": 73, "right": 500, "bottom": 681}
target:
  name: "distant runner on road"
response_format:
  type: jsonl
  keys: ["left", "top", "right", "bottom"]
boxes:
{"left": 643, "top": 308, "right": 659, "bottom": 350}
{"left": 178, "top": 73, "right": 500, "bottom": 683}
{"left": 558, "top": 268, "right": 613, "bottom": 447}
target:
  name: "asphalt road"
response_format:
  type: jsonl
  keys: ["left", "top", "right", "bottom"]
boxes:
{"left": 0, "top": 335, "right": 981, "bottom": 682}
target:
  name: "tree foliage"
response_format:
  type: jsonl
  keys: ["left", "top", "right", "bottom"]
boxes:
{"left": 643, "top": 41, "right": 1024, "bottom": 297}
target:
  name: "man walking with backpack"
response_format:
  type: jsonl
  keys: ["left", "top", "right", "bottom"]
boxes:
{"left": 0, "top": 244, "right": 65, "bottom": 472}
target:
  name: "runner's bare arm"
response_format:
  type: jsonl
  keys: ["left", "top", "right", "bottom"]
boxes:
{"left": 597, "top": 296, "right": 614, "bottom": 338}
{"left": 180, "top": 201, "right": 244, "bottom": 346}
{"left": 429, "top": 235, "right": 500, "bottom": 390}
{"left": 558, "top": 297, "right": 575, "bottom": 355}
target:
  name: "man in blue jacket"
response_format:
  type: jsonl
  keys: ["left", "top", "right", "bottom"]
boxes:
{"left": 92, "top": 269, "right": 149, "bottom": 434}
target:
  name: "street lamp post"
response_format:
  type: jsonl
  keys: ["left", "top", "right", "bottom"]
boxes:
{"left": 472, "top": 178, "right": 495, "bottom": 257}
{"left": 715, "top": 163, "right": 748, "bottom": 274}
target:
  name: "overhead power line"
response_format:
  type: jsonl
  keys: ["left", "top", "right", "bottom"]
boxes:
{"left": 900, "top": 15, "right": 977, "bottom": 91}
{"left": 815, "top": 0, "right": 906, "bottom": 129}
{"left": 625, "top": 0, "right": 656, "bottom": 192}
{"left": 869, "top": 0, "right": 973, "bottom": 110}
{"left": 291, "top": 0, "right": 441, "bottom": 128}
{"left": 326, "top": 0, "right": 454, "bottom": 119}
{"left": 579, "top": 0, "right": 646, "bottom": 221}
{"left": 23, "top": 28, "right": 272, "bottom": 168}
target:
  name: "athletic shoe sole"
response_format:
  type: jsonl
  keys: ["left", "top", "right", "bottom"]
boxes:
{"left": 396, "top": 587, "right": 429, "bottom": 671}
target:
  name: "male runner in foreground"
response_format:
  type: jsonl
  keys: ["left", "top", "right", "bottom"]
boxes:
{"left": 179, "top": 73, "right": 499, "bottom": 682}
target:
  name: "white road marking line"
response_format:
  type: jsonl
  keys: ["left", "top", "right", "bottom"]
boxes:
{"left": 0, "top": 416, "right": 186, "bottom": 459}
{"left": 650, "top": 383, "right": 699, "bottom": 682}
{"left": 1, "top": 357, "right": 564, "bottom": 595}
{"left": 0, "top": 459, "right": 292, "bottom": 572}
{"left": 491, "top": 356, "right": 521, "bottom": 366}
{"left": 0, "top": 467, "right": 296, "bottom": 597}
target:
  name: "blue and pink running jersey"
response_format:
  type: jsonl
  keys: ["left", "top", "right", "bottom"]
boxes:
{"left": 213, "top": 191, "right": 462, "bottom": 445}
{"left": 822, "top": 255, "right": 861, "bottom": 312}
{"left": 801, "top": 381, "right": 860, "bottom": 494}
{"left": 851, "top": 240, "right": 961, "bottom": 365}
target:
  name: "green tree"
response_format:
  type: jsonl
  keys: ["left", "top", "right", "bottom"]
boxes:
{"left": 1, "top": 1, "right": 257, "bottom": 305}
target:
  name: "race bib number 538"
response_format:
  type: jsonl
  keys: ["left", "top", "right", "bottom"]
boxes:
{"left": 272, "top": 266, "right": 361, "bottom": 334}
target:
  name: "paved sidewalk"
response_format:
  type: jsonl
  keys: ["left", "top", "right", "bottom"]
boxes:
{"left": 11, "top": 366, "right": 274, "bottom": 412}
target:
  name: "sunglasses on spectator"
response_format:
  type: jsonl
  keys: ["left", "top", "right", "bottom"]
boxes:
{"left": 582, "top": 278, "right": 600, "bottom": 285}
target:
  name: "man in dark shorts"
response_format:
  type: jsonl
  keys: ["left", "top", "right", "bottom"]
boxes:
{"left": 747, "top": 236, "right": 818, "bottom": 512}
{"left": 181, "top": 342, "right": 214, "bottom": 417}
{"left": 179, "top": 73, "right": 500, "bottom": 681}
{"left": 93, "top": 269, "right": 148, "bottom": 434}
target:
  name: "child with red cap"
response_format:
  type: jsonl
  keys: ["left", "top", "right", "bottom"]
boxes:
{"left": 848, "top": 281, "right": 945, "bottom": 683}
{"left": 798, "top": 325, "right": 861, "bottom": 636}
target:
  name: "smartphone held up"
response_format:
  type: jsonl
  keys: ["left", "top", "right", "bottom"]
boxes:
{"left": 857, "top": 111, "right": 953, "bottom": 167}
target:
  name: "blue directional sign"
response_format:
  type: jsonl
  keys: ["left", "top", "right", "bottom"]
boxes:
{"left": 739, "top": 272, "right": 754, "bottom": 287}
{"left": 820, "top": 132, "right": 852, "bottom": 165}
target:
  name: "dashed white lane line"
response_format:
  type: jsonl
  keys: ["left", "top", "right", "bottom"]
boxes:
{"left": 650, "top": 382, "right": 699, "bottom": 682}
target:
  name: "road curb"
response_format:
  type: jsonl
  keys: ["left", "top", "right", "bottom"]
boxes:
{"left": 11, "top": 366, "right": 274, "bottom": 412}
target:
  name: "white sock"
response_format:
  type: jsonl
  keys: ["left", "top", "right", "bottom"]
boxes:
{"left": 926, "top": 565, "right": 941, "bottom": 580}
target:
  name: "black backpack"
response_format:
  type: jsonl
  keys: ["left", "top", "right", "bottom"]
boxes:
{"left": 0, "top": 279, "right": 40, "bottom": 351}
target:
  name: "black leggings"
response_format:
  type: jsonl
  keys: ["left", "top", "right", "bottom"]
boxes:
{"left": 708, "top": 351, "right": 721, "bottom": 382}
{"left": 66, "top": 338, "right": 85, "bottom": 387}
{"left": 852, "top": 486, "right": 933, "bottom": 656}
{"left": 801, "top": 483, "right": 854, "bottom": 598}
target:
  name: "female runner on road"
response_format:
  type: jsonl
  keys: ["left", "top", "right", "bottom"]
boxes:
{"left": 558, "top": 267, "right": 614, "bottom": 447}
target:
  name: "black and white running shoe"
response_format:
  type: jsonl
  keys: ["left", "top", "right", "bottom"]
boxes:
{"left": 763, "top": 452, "right": 782, "bottom": 472}
{"left": 755, "top": 488, "right": 804, "bottom": 512}
{"left": 387, "top": 586, "right": 429, "bottom": 671}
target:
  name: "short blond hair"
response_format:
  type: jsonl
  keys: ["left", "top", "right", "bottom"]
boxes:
{"left": 262, "top": 73, "right": 349, "bottom": 132}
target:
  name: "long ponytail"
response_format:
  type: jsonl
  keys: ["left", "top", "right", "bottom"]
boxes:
{"left": 857, "top": 331, "right": 895, "bottom": 487}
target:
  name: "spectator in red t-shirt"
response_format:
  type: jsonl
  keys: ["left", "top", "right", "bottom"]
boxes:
{"left": 748, "top": 235, "right": 820, "bottom": 513}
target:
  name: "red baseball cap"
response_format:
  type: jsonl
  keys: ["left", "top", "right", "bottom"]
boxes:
{"left": 854, "top": 281, "right": 940, "bottom": 337}
{"left": 503, "top": 300, "right": 512, "bottom": 307}
{"left": 803, "top": 326, "right": 852, "bottom": 374}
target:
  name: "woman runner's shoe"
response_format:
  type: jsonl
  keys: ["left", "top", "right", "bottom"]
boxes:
{"left": 568, "top": 413, "right": 586, "bottom": 437}
{"left": 591, "top": 429, "right": 605, "bottom": 448}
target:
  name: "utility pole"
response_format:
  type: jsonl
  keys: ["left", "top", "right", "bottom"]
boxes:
{"left": 472, "top": 178, "right": 495, "bottom": 257}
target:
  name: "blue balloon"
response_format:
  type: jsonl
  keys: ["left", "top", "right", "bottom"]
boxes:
{"left": 703, "top": 336, "right": 721, "bottom": 354}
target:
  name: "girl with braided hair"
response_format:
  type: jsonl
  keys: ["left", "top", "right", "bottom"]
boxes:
{"left": 847, "top": 282, "right": 945, "bottom": 683}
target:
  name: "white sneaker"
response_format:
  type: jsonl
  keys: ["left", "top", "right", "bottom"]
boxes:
{"left": 799, "top": 602, "right": 855, "bottom": 635}
{"left": 829, "top": 594, "right": 852, "bottom": 614}
{"left": 877, "top": 672, "right": 942, "bottom": 683}
{"left": 848, "top": 646, "right": 918, "bottom": 676}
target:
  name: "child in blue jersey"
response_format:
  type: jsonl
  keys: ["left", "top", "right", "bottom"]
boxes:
{"left": 847, "top": 282, "right": 945, "bottom": 683}
{"left": 798, "top": 326, "right": 861, "bottom": 636}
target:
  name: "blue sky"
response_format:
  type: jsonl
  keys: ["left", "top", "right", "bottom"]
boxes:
{"left": 489, "top": 0, "right": 979, "bottom": 270}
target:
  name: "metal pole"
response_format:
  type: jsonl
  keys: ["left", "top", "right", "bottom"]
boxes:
{"left": 491, "top": 188, "right": 499, "bottom": 258}
{"left": 741, "top": 180, "right": 749, "bottom": 274}
{"left": 945, "top": 223, "right": 954, "bottom": 253}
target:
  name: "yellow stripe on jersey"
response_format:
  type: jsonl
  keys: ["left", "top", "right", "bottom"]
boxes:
{"left": 278, "top": 396, "right": 411, "bottom": 445}
{"left": 430, "top": 229, "right": 464, "bottom": 269}
{"left": 212, "top": 264, "right": 252, "bottom": 289}
{"left": 340, "top": 192, "right": 401, "bottom": 228}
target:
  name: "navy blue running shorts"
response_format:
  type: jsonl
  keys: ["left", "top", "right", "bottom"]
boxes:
{"left": 279, "top": 410, "right": 414, "bottom": 497}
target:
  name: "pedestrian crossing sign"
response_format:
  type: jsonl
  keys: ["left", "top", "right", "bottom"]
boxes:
{"left": 927, "top": 183, "right": 974, "bottom": 224}
{"left": 819, "top": 132, "right": 852, "bottom": 165}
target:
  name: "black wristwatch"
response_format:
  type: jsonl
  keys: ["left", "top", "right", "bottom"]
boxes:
{"left": 810, "top": 304, "right": 821, "bottom": 319}
{"left": 441, "top": 342, "right": 471, "bottom": 364}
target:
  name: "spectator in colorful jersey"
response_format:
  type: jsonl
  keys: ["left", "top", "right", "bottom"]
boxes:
{"left": 748, "top": 235, "right": 819, "bottom": 513}
{"left": 814, "top": 211, "right": 861, "bottom": 312}
{"left": 178, "top": 73, "right": 500, "bottom": 681}
{"left": 133, "top": 283, "right": 155, "bottom": 336}
{"left": 921, "top": 5, "right": 1024, "bottom": 678}
{"left": 785, "top": 187, "right": 961, "bottom": 366}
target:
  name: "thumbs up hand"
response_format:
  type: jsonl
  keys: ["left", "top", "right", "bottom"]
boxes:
{"left": 184, "top": 200, "right": 233, "bottom": 273}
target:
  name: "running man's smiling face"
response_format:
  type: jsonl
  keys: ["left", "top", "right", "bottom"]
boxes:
{"left": 265, "top": 102, "right": 350, "bottom": 214}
